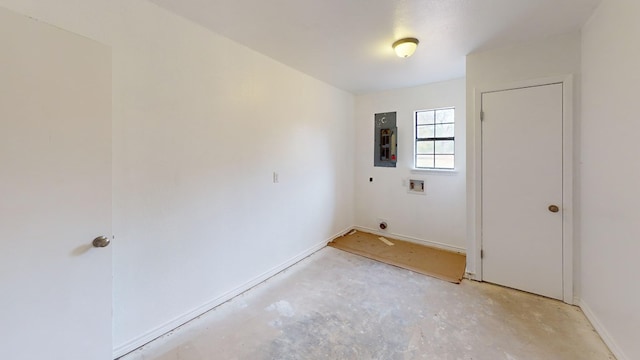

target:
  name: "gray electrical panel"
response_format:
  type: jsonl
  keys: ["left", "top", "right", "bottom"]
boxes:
{"left": 374, "top": 112, "right": 397, "bottom": 167}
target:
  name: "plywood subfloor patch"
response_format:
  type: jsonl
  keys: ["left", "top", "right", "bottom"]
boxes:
{"left": 329, "top": 230, "right": 466, "bottom": 283}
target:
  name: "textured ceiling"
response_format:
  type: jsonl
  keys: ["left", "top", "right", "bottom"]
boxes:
{"left": 149, "top": 0, "right": 601, "bottom": 94}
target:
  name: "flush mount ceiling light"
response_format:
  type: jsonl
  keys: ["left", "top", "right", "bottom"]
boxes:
{"left": 392, "top": 37, "right": 419, "bottom": 58}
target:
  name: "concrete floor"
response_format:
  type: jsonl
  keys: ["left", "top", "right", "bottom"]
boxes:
{"left": 120, "top": 247, "right": 614, "bottom": 360}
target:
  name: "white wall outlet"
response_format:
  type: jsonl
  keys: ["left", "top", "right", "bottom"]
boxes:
{"left": 273, "top": 172, "right": 279, "bottom": 183}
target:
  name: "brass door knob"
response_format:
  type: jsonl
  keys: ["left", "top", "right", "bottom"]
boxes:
{"left": 548, "top": 205, "right": 560, "bottom": 213}
{"left": 92, "top": 236, "right": 111, "bottom": 248}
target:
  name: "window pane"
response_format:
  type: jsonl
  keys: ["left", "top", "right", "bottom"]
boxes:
{"left": 416, "top": 111, "right": 435, "bottom": 125}
{"left": 417, "top": 125, "right": 435, "bottom": 139}
{"left": 416, "top": 140, "right": 434, "bottom": 154}
{"left": 415, "top": 107, "right": 455, "bottom": 170}
{"left": 435, "top": 140, "right": 455, "bottom": 154}
{"left": 435, "top": 108, "right": 454, "bottom": 124}
{"left": 435, "top": 155, "right": 455, "bottom": 169}
{"left": 416, "top": 155, "right": 434, "bottom": 168}
{"left": 434, "top": 123, "right": 454, "bottom": 138}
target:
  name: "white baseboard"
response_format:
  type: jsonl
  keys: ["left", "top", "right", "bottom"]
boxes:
{"left": 463, "top": 270, "right": 479, "bottom": 281}
{"left": 351, "top": 226, "right": 466, "bottom": 254}
{"left": 112, "top": 227, "right": 349, "bottom": 359}
{"left": 577, "top": 298, "right": 628, "bottom": 360}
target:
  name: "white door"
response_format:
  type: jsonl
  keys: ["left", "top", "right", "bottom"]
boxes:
{"left": 0, "top": 7, "right": 112, "bottom": 360}
{"left": 481, "top": 83, "right": 563, "bottom": 300}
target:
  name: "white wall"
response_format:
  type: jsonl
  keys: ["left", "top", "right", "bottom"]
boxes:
{"left": 0, "top": 0, "right": 355, "bottom": 356}
{"left": 465, "top": 32, "right": 582, "bottom": 277}
{"left": 579, "top": 1, "right": 640, "bottom": 359}
{"left": 354, "top": 79, "right": 466, "bottom": 252}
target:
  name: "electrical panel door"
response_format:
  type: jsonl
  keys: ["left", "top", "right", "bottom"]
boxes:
{"left": 374, "top": 112, "right": 397, "bottom": 167}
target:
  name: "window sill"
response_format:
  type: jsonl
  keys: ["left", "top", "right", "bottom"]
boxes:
{"left": 411, "top": 168, "right": 458, "bottom": 175}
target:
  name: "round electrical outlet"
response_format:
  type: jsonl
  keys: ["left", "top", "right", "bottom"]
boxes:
{"left": 379, "top": 222, "right": 387, "bottom": 230}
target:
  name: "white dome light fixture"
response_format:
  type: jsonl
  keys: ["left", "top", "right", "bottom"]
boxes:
{"left": 392, "top": 37, "right": 419, "bottom": 58}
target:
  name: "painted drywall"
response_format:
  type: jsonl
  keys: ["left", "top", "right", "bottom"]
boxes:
{"left": 0, "top": 0, "right": 355, "bottom": 356}
{"left": 465, "top": 32, "right": 581, "bottom": 278}
{"left": 580, "top": 1, "right": 640, "bottom": 358}
{"left": 354, "top": 79, "right": 466, "bottom": 252}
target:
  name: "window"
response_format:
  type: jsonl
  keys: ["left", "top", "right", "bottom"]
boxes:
{"left": 415, "top": 108, "right": 455, "bottom": 169}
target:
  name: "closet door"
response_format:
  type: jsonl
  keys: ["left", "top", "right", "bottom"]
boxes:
{"left": 0, "top": 7, "right": 112, "bottom": 359}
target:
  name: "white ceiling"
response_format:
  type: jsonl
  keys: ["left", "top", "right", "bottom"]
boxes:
{"left": 148, "top": 0, "right": 601, "bottom": 94}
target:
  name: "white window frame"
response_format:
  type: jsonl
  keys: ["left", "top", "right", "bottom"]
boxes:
{"left": 414, "top": 107, "right": 456, "bottom": 170}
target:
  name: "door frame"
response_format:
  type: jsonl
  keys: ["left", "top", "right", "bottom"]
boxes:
{"left": 472, "top": 75, "right": 574, "bottom": 303}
